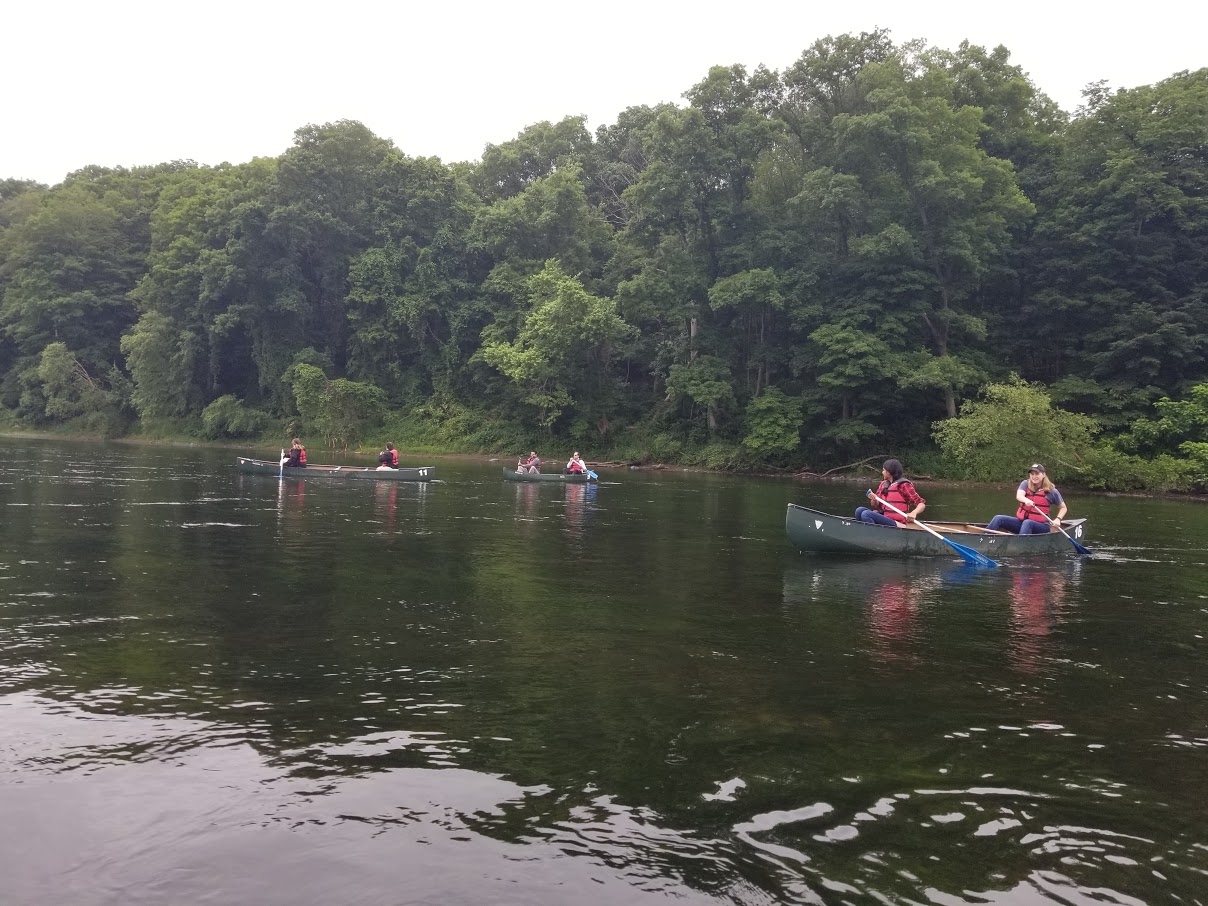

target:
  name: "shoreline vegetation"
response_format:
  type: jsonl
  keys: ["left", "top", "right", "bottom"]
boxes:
{"left": 2, "top": 33, "right": 1206, "bottom": 495}
{"left": 3, "top": 424, "right": 1205, "bottom": 501}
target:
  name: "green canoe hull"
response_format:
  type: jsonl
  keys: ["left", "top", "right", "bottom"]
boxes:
{"left": 238, "top": 457, "right": 435, "bottom": 482}
{"left": 786, "top": 504, "right": 1087, "bottom": 557}
{"left": 502, "top": 468, "right": 593, "bottom": 483}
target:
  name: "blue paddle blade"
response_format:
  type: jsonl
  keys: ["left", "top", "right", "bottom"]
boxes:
{"left": 943, "top": 537, "right": 998, "bottom": 568}
{"left": 586, "top": 470, "right": 598, "bottom": 480}
{"left": 1064, "top": 533, "right": 1092, "bottom": 557}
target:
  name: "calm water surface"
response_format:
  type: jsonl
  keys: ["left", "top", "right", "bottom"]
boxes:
{"left": 1, "top": 438, "right": 1206, "bottom": 904}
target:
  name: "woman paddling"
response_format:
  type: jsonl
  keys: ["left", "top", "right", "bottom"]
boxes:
{"left": 985, "top": 463, "right": 1067, "bottom": 535}
{"left": 283, "top": 438, "right": 307, "bottom": 468}
{"left": 854, "top": 459, "right": 926, "bottom": 527}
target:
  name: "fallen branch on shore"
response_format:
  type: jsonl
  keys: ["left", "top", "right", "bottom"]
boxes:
{"left": 794, "top": 455, "right": 889, "bottom": 479}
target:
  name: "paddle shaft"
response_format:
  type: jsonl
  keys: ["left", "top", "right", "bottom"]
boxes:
{"left": 1024, "top": 501, "right": 1092, "bottom": 555}
{"left": 872, "top": 491, "right": 999, "bottom": 568}
{"left": 870, "top": 493, "right": 946, "bottom": 544}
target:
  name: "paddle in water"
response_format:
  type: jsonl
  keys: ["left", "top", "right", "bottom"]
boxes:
{"left": 1025, "top": 501, "right": 1092, "bottom": 557}
{"left": 869, "top": 491, "right": 999, "bottom": 568}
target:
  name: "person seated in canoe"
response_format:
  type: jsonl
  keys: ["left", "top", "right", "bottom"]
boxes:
{"left": 854, "top": 458, "right": 925, "bottom": 527}
{"left": 985, "top": 463, "right": 1067, "bottom": 535}
{"left": 517, "top": 451, "right": 541, "bottom": 474}
{"left": 377, "top": 442, "right": 399, "bottom": 469}
{"left": 565, "top": 452, "right": 587, "bottom": 475}
{"left": 283, "top": 438, "right": 307, "bottom": 468}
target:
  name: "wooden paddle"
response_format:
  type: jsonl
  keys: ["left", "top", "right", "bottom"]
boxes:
{"left": 869, "top": 491, "right": 999, "bottom": 568}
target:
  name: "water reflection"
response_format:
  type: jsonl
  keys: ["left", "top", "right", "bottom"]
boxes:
{"left": 0, "top": 692, "right": 720, "bottom": 906}
{"left": 1006, "top": 562, "right": 1079, "bottom": 674}
{"left": 5, "top": 439, "right": 1208, "bottom": 904}
{"left": 562, "top": 482, "right": 596, "bottom": 546}
{"left": 274, "top": 476, "right": 307, "bottom": 522}
{"left": 374, "top": 482, "right": 398, "bottom": 539}
{"left": 512, "top": 481, "right": 541, "bottom": 524}
{"left": 866, "top": 571, "right": 925, "bottom": 663}
{"left": 783, "top": 558, "right": 972, "bottom": 663}
{"left": 783, "top": 557, "right": 1086, "bottom": 673}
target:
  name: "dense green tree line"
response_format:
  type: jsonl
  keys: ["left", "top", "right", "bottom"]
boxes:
{"left": 2, "top": 32, "right": 1206, "bottom": 487}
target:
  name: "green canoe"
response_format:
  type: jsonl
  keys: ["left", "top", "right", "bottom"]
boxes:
{"left": 238, "top": 457, "right": 436, "bottom": 482}
{"left": 786, "top": 504, "right": 1087, "bottom": 557}
{"left": 502, "top": 468, "right": 593, "bottom": 483}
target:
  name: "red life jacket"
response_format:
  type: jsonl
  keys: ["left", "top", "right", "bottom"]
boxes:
{"left": 391, "top": 449, "right": 399, "bottom": 467}
{"left": 298, "top": 447, "right": 306, "bottom": 465}
{"left": 876, "top": 479, "right": 916, "bottom": 523}
{"left": 1016, "top": 487, "right": 1051, "bottom": 523}
{"left": 568, "top": 459, "right": 585, "bottom": 473}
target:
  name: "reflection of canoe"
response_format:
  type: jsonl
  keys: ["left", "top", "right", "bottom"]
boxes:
{"left": 782, "top": 557, "right": 988, "bottom": 604}
{"left": 502, "top": 469, "right": 593, "bottom": 483}
{"left": 238, "top": 457, "right": 436, "bottom": 482}
{"left": 786, "top": 504, "right": 1087, "bottom": 557}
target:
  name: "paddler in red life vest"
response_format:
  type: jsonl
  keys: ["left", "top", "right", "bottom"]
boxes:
{"left": 565, "top": 452, "right": 587, "bottom": 474}
{"left": 378, "top": 442, "right": 399, "bottom": 469}
{"left": 854, "top": 458, "right": 926, "bottom": 527}
{"left": 284, "top": 438, "right": 307, "bottom": 468}
{"left": 518, "top": 451, "right": 541, "bottom": 474}
{"left": 985, "top": 463, "right": 1067, "bottom": 535}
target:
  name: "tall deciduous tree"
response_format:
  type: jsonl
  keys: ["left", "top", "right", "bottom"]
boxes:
{"left": 1023, "top": 69, "right": 1208, "bottom": 426}
{"left": 833, "top": 52, "right": 1035, "bottom": 416}
{"left": 479, "top": 261, "right": 633, "bottom": 431}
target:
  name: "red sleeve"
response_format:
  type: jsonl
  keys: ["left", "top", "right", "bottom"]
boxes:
{"left": 902, "top": 481, "right": 924, "bottom": 507}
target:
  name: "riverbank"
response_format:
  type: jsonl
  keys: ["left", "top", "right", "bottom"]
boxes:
{"left": 3, "top": 426, "right": 1204, "bottom": 498}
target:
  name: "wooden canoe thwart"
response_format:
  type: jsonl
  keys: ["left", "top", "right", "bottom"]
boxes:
{"left": 786, "top": 504, "right": 1088, "bottom": 557}
{"left": 502, "top": 468, "right": 594, "bottom": 483}
{"left": 237, "top": 457, "right": 436, "bottom": 482}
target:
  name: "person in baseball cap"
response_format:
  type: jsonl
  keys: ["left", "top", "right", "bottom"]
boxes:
{"left": 985, "top": 463, "right": 1068, "bottom": 534}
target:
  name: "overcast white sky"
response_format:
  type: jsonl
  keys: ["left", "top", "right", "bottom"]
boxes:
{"left": 3, "top": 0, "right": 1204, "bottom": 186}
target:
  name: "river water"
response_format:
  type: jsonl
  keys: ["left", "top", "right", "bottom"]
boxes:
{"left": 1, "top": 438, "right": 1205, "bottom": 904}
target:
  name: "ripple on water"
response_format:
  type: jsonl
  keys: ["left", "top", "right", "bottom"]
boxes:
{"left": 709, "top": 774, "right": 1207, "bottom": 902}
{"left": 0, "top": 694, "right": 721, "bottom": 905}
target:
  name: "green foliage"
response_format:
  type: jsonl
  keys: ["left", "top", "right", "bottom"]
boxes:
{"left": 933, "top": 377, "right": 1099, "bottom": 481}
{"left": 285, "top": 363, "right": 385, "bottom": 450}
{"left": 602, "top": 428, "right": 686, "bottom": 467}
{"left": 0, "top": 44, "right": 1204, "bottom": 492}
{"left": 666, "top": 356, "right": 735, "bottom": 432}
{"left": 1009, "top": 70, "right": 1208, "bottom": 418}
{"left": 29, "top": 342, "right": 129, "bottom": 436}
{"left": 1108, "top": 383, "right": 1208, "bottom": 490}
{"left": 479, "top": 261, "right": 634, "bottom": 429}
{"left": 1180, "top": 442, "right": 1208, "bottom": 487}
{"left": 121, "top": 311, "right": 200, "bottom": 418}
{"left": 1077, "top": 445, "right": 1200, "bottom": 493}
{"left": 381, "top": 397, "right": 529, "bottom": 454}
{"left": 200, "top": 395, "right": 269, "bottom": 439}
{"left": 1120, "top": 384, "right": 1208, "bottom": 455}
{"left": 742, "top": 387, "right": 802, "bottom": 457}
{"left": 685, "top": 440, "right": 745, "bottom": 471}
